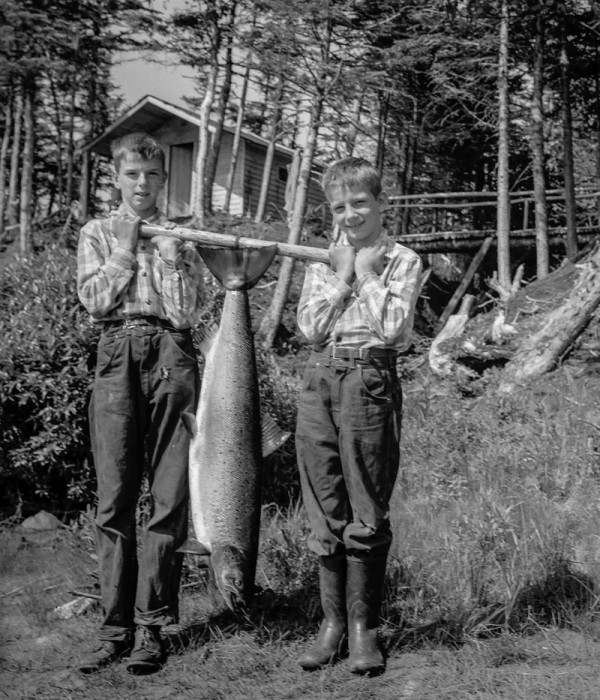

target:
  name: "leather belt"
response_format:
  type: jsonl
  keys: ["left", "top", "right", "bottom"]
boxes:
{"left": 102, "top": 315, "right": 179, "bottom": 331}
{"left": 316, "top": 345, "right": 397, "bottom": 369}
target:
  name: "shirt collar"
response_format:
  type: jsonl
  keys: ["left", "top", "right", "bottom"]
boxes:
{"left": 114, "top": 203, "right": 165, "bottom": 224}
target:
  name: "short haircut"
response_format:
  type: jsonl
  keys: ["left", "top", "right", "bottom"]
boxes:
{"left": 321, "top": 157, "right": 382, "bottom": 199}
{"left": 111, "top": 132, "right": 166, "bottom": 173}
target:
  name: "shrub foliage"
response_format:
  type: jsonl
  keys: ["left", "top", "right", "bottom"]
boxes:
{"left": 0, "top": 245, "right": 302, "bottom": 516}
{"left": 0, "top": 247, "right": 99, "bottom": 514}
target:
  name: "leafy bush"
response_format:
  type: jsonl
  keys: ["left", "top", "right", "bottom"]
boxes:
{"left": 0, "top": 246, "right": 99, "bottom": 515}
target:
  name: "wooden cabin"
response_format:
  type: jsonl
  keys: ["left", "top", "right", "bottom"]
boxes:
{"left": 80, "top": 95, "right": 327, "bottom": 222}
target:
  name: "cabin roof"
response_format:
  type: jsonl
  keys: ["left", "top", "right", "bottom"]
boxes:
{"left": 83, "top": 94, "right": 322, "bottom": 167}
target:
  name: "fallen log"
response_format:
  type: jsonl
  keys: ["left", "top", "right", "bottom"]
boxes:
{"left": 140, "top": 223, "right": 329, "bottom": 264}
{"left": 499, "top": 242, "right": 600, "bottom": 394}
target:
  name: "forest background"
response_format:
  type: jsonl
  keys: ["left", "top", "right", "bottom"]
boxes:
{"left": 4, "top": 2, "right": 600, "bottom": 697}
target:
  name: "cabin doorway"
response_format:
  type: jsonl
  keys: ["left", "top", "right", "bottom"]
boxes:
{"left": 167, "top": 143, "right": 194, "bottom": 218}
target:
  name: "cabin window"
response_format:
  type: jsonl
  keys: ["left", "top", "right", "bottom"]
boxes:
{"left": 278, "top": 167, "right": 288, "bottom": 182}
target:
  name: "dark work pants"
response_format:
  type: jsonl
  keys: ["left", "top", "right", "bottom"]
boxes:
{"left": 295, "top": 350, "right": 402, "bottom": 560}
{"left": 89, "top": 324, "right": 198, "bottom": 642}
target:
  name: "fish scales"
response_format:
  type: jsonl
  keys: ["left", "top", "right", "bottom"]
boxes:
{"left": 191, "top": 291, "right": 261, "bottom": 562}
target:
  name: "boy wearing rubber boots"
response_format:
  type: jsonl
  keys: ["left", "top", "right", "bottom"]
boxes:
{"left": 295, "top": 157, "right": 422, "bottom": 675}
{"left": 76, "top": 132, "right": 204, "bottom": 674}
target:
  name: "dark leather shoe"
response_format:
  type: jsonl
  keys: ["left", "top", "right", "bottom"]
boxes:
{"left": 78, "top": 639, "right": 131, "bottom": 673}
{"left": 125, "top": 626, "right": 164, "bottom": 675}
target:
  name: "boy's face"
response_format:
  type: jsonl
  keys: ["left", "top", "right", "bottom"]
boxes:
{"left": 326, "top": 184, "right": 384, "bottom": 249}
{"left": 113, "top": 153, "right": 165, "bottom": 218}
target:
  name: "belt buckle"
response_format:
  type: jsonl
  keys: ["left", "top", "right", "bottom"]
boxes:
{"left": 331, "top": 346, "right": 358, "bottom": 368}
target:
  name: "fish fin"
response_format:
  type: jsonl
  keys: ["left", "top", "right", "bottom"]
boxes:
{"left": 177, "top": 536, "right": 211, "bottom": 557}
{"left": 193, "top": 323, "right": 218, "bottom": 358}
{"left": 198, "top": 245, "right": 278, "bottom": 291}
{"left": 261, "top": 411, "right": 291, "bottom": 457}
{"left": 181, "top": 411, "right": 197, "bottom": 437}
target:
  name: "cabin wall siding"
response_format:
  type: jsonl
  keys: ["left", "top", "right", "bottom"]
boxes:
{"left": 244, "top": 142, "right": 326, "bottom": 222}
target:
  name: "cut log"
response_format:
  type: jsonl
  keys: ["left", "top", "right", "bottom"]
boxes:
{"left": 499, "top": 245, "right": 600, "bottom": 393}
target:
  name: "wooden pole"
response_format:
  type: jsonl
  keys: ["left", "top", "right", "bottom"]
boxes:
{"left": 434, "top": 236, "right": 493, "bottom": 334}
{"left": 140, "top": 223, "right": 330, "bottom": 264}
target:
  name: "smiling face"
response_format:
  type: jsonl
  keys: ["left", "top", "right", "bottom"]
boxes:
{"left": 326, "top": 183, "right": 385, "bottom": 250}
{"left": 113, "top": 152, "right": 166, "bottom": 218}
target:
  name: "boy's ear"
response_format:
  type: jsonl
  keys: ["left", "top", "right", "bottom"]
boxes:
{"left": 111, "top": 166, "right": 120, "bottom": 189}
{"left": 378, "top": 191, "right": 389, "bottom": 210}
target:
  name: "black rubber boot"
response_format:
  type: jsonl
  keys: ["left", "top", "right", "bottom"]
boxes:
{"left": 299, "top": 554, "right": 347, "bottom": 670}
{"left": 346, "top": 555, "right": 387, "bottom": 675}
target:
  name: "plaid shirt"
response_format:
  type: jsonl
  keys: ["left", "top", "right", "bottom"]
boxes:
{"left": 297, "top": 233, "right": 423, "bottom": 352}
{"left": 77, "top": 205, "right": 205, "bottom": 329}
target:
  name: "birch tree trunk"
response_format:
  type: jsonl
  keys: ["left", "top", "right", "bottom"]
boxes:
{"left": 65, "top": 75, "right": 76, "bottom": 212}
{"left": 49, "top": 74, "right": 64, "bottom": 212}
{"left": 255, "top": 72, "right": 284, "bottom": 223}
{"left": 343, "top": 95, "right": 363, "bottom": 156}
{"left": 496, "top": 0, "right": 512, "bottom": 290}
{"left": 375, "top": 91, "right": 388, "bottom": 175}
{"left": 596, "top": 44, "right": 600, "bottom": 226}
{"left": 258, "top": 97, "right": 322, "bottom": 349}
{"left": 205, "top": 2, "right": 236, "bottom": 213}
{"left": 0, "top": 93, "right": 13, "bottom": 238}
{"left": 401, "top": 111, "right": 418, "bottom": 237}
{"left": 8, "top": 84, "right": 23, "bottom": 228}
{"left": 531, "top": 9, "right": 549, "bottom": 279}
{"left": 193, "top": 63, "right": 218, "bottom": 229}
{"left": 19, "top": 81, "right": 35, "bottom": 256}
{"left": 224, "top": 58, "right": 251, "bottom": 213}
{"left": 560, "top": 18, "right": 578, "bottom": 259}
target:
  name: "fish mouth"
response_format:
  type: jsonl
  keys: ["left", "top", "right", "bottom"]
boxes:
{"left": 211, "top": 544, "right": 248, "bottom": 612}
{"left": 219, "top": 576, "right": 246, "bottom": 613}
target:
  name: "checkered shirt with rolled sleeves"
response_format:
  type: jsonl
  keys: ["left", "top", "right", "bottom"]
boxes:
{"left": 77, "top": 204, "right": 205, "bottom": 330}
{"left": 297, "top": 232, "right": 423, "bottom": 352}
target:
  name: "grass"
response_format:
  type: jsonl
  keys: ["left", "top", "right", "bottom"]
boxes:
{"left": 4, "top": 359, "right": 600, "bottom": 698}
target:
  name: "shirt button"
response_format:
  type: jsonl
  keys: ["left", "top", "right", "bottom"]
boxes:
{"left": 142, "top": 272, "right": 147, "bottom": 277}
{"left": 140, "top": 245, "right": 146, "bottom": 251}
{"left": 146, "top": 300, "right": 151, "bottom": 305}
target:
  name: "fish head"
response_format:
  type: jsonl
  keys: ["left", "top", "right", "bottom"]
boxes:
{"left": 211, "top": 543, "right": 249, "bottom": 612}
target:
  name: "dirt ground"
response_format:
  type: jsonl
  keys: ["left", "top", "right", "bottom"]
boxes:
{"left": 4, "top": 522, "right": 600, "bottom": 700}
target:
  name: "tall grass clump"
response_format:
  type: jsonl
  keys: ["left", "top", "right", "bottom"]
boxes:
{"left": 387, "top": 370, "right": 600, "bottom": 638}
{"left": 0, "top": 246, "right": 99, "bottom": 515}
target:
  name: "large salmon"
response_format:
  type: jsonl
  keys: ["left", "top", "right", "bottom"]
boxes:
{"left": 182, "top": 244, "right": 286, "bottom": 611}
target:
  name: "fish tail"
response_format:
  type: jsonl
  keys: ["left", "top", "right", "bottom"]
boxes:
{"left": 261, "top": 411, "right": 291, "bottom": 457}
{"left": 198, "top": 245, "right": 278, "bottom": 291}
